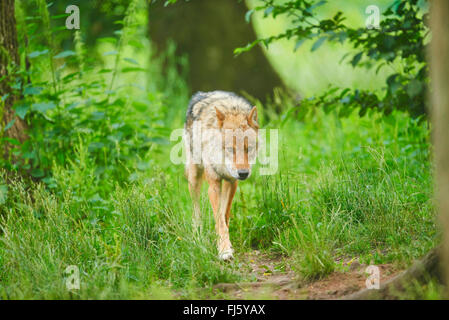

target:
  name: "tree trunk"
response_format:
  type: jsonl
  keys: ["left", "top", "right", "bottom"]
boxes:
{"left": 430, "top": 0, "right": 449, "bottom": 294}
{"left": 148, "top": 0, "right": 285, "bottom": 102}
{"left": 0, "top": 0, "right": 28, "bottom": 159}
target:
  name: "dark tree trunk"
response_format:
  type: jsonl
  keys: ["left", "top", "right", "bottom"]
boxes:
{"left": 430, "top": 0, "right": 449, "bottom": 294}
{"left": 148, "top": 0, "right": 285, "bottom": 102}
{"left": 0, "top": 0, "right": 27, "bottom": 158}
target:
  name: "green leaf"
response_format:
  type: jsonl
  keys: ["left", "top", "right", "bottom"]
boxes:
{"left": 375, "top": 62, "right": 386, "bottom": 74}
{"left": 132, "top": 101, "right": 149, "bottom": 112}
{"left": 124, "top": 57, "right": 139, "bottom": 65}
{"left": 103, "top": 50, "right": 118, "bottom": 56}
{"left": 307, "top": 0, "right": 327, "bottom": 12}
{"left": 148, "top": 137, "right": 169, "bottom": 145}
{"left": 128, "top": 39, "right": 145, "bottom": 49}
{"left": 264, "top": 6, "right": 274, "bottom": 17}
{"left": 99, "top": 68, "right": 113, "bottom": 74}
{"left": 351, "top": 52, "right": 363, "bottom": 67}
{"left": 15, "top": 103, "right": 30, "bottom": 119}
{"left": 28, "top": 49, "right": 49, "bottom": 58}
{"left": 311, "top": 37, "right": 326, "bottom": 51}
{"left": 245, "top": 9, "right": 254, "bottom": 23}
{"left": 233, "top": 41, "right": 258, "bottom": 55}
{"left": 24, "top": 86, "right": 43, "bottom": 95}
{"left": 121, "top": 67, "right": 146, "bottom": 73}
{"left": 294, "top": 38, "right": 306, "bottom": 51}
{"left": 98, "top": 37, "right": 117, "bottom": 44}
{"left": 66, "top": 102, "right": 81, "bottom": 111}
{"left": 3, "top": 119, "right": 15, "bottom": 131}
{"left": 11, "top": 80, "right": 21, "bottom": 90}
{"left": 54, "top": 50, "right": 76, "bottom": 59}
{"left": 91, "top": 112, "right": 106, "bottom": 121}
{"left": 51, "top": 13, "right": 70, "bottom": 20}
{"left": 31, "top": 169, "right": 45, "bottom": 178}
{"left": 2, "top": 137, "right": 20, "bottom": 146}
{"left": 32, "top": 102, "right": 56, "bottom": 113}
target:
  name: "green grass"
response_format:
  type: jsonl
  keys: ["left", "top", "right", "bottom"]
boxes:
{"left": 0, "top": 104, "right": 436, "bottom": 298}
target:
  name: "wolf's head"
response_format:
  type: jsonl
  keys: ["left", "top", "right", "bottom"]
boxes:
{"left": 215, "top": 106, "right": 259, "bottom": 180}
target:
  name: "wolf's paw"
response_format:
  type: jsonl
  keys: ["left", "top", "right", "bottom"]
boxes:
{"left": 219, "top": 249, "right": 234, "bottom": 261}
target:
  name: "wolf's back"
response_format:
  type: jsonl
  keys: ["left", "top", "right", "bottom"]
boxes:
{"left": 185, "top": 91, "right": 252, "bottom": 128}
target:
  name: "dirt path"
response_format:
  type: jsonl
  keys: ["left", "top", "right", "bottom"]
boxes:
{"left": 212, "top": 251, "right": 400, "bottom": 300}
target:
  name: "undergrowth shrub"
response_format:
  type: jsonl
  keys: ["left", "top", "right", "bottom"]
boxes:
{"left": 4, "top": 0, "right": 188, "bottom": 191}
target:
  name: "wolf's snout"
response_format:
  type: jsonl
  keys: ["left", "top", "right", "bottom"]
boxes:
{"left": 237, "top": 169, "right": 249, "bottom": 180}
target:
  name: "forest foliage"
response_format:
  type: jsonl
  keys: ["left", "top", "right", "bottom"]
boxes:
{"left": 2, "top": 0, "right": 185, "bottom": 186}
{"left": 237, "top": 0, "right": 429, "bottom": 118}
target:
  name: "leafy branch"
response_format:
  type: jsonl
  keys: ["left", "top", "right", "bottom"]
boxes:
{"left": 238, "top": 0, "right": 429, "bottom": 118}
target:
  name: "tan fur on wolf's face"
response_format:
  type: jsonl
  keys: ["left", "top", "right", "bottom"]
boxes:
{"left": 216, "top": 107, "right": 258, "bottom": 180}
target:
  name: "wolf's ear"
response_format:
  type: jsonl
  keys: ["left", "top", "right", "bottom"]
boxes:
{"left": 248, "top": 106, "right": 259, "bottom": 129}
{"left": 215, "top": 107, "right": 225, "bottom": 126}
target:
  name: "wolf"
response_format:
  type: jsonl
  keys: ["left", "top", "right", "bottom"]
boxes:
{"left": 184, "top": 91, "right": 259, "bottom": 260}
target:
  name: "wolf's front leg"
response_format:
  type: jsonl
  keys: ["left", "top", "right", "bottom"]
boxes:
{"left": 206, "top": 177, "right": 230, "bottom": 260}
{"left": 219, "top": 180, "right": 238, "bottom": 260}
{"left": 187, "top": 164, "right": 203, "bottom": 231}
{"left": 223, "top": 180, "right": 238, "bottom": 228}
{"left": 208, "top": 178, "right": 236, "bottom": 260}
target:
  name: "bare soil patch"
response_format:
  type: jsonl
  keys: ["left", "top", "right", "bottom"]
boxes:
{"left": 212, "top": 251, "right": 401, "bottom": 299}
